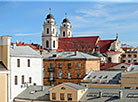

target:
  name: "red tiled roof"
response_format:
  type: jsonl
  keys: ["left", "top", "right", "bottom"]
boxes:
{"left": 100, "top": 63, "right": 134, "bottom": 70}
{"left": 98, "top": 40, "right": 115, "bottom": 53}
{"left": 11, "top": 42, "right": 44, "bottom": 50}
{"left": 106, "top": 51, "right": 121, "bottom": 53}
{"left": 100, "top": 63, "right": 121, "bottom": 70}
{"left": 57, "top": 36, "right": 100, "bottom": 52}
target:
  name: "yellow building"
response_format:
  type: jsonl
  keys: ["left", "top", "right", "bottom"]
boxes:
{"left": 0, "top": 36, "right": 11, "bottom": 102}
{"left": 50, "top": 82, "right": 88, "bottom": 102}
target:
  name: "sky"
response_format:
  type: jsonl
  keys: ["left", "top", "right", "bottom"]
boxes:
{"left": 0, "top": 0, "right": 138, "bottom": 47}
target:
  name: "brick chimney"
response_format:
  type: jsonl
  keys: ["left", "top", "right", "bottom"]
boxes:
{"left": 0, "top": 36, "right": 12, "bottom": 70}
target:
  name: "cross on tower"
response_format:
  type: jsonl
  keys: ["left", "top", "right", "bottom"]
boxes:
{"left": 49, "top": 8, "right": 51, "bottom": 14}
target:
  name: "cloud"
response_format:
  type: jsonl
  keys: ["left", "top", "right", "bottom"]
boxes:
{"left": 15, "top": 32, "right": 41, "bottom": 36}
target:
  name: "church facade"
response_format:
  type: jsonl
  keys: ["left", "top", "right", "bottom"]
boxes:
{"left": 42, "top": 11, "right": 123, "bottom": 63}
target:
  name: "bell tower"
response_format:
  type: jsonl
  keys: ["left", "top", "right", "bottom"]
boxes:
{"left": 60, "top": 13, "right": 72, "bottom": 38}
{"left": 42, "top": 8, "right": 58, "bottom": 51}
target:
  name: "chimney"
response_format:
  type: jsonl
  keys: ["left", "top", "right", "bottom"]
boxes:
{"left": 99, "top": 91, "right": 102, "bottom": 98}
{"left": 75, "top": 50, "right": 78, "bottom": 56}
{"left": 119, "top": 90, "right": 123, "bottom": 99}
{"left": 40, "top": 86, "right": 44, "bottom": 91}
{"left": 0, "top": 36, "right": 12, "bottom": 70}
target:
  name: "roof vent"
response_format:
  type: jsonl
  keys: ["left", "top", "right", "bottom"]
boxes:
{"left": 30, "top": 90, "right": 37, "bottom": 94}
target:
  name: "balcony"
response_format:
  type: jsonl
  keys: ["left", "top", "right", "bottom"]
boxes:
{"left": 48, "top": 67, "right": 55, "bottom": 72}
{"left": 48, "top": 78, "right": 55, "bottom": 82}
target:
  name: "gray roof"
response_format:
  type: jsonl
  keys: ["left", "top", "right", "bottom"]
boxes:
{"left": 62, "top": 83, "right": 87, "bottom": 90}
{"left": 14, "top": 85, "right": 51, "bottom": 101}
{"left": 83, "top": 70, "right": 121, "bottom": 84}
{"left": 43, "top": 51, "right": 99, "bottom": 60}
{"left": 80, "top": 88, "right": 138, "bottom": 102}
{"left": 0, "top": 61, "right": 7, "bottom": 71}
{"left": 10, "top": 46, "right": 42, "bottom": 58}
{"left": 50, "top": 82, "right": 87, "bottom": 90}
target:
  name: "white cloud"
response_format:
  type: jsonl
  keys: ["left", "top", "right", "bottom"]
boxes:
{"left": 15, "top": 32, "right": 41, "bottom": 36}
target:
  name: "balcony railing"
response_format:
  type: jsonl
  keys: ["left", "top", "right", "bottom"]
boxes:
{"left": 48, "top": 67, "right": 55, "bottom": 72}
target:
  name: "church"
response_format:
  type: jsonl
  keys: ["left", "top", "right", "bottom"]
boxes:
{"left": 42, "top": 10, "right": 123, "bottom": 63}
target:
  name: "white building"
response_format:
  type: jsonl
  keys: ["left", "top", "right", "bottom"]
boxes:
{"left": 10, "top": 46, "right": 43, "bottom": 101}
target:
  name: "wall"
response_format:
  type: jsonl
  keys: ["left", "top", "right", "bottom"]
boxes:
{"left": 77, "top": 89, "right": 87, "bottom": 101}
{"left": 10, "top": 56, "right": 43, "bottom": 100}
{"left": 43, "top": 59, "right": 86, "bottom": 86}
{"left": 0, "top": 74, "right": 8, "bottom": 102}
{"left": 85, "top": 59, "right": 100, "bottom": 73}
{"left": 50, "top": 84, "right": 77, "bottom": 101}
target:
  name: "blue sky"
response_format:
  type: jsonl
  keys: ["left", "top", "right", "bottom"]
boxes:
{"left": 1, "top": 1, "right": 138, "bottom": 47}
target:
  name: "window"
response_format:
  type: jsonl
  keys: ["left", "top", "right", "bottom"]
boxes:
{"left": 17, "top": 59, "right": 20, "bottom": 67}
{"left": 122, "top": 60, "right": 126, "bottom": 63}
{"left": 122, "top": 54, "right": 126, "bottom": 58}
{"left": 77, "top": 73, "right": 81, "bottom": 78}
{"left": 134, "top": 54, "right": 137, "bottom": 58}
{"left": 128, "top": 54, "right": 131, "bottom": 58}
{"left": 58, "top": 72, "right": 62, "bottom": 79}
{"left": 52, "top": 93, "right": 56, "bottom": 100}
{"left": 67, "top": 94, "right": 72, "bottom": 101}
{"left": 108, "top": 57, "right": 111, "bottom": 63}
{"left": 22, "top": 75, "right": 24, "bottom": 84}
{"left": 77, "top": 62, "right": 81, "bottom": 69}
{"left": 63, "top": 31, "right": 65, "bottom": 37}
{"left": 28, "top": 59, "right": 30, "bottom": 67}
{"left": 134, "top": 60, "right": 137, "bottom": 63}
{"left": 47, "top": 28, "right": 49, "bottom": 34}
{"left": 53, "top": 41, "right": 55, "bottom": 48}
{"left": 63, "top": 24, "right": 66, "bottom": 27}
{"left": 68, "top": 63, "right": 71, "bottom": 69}
{"left": 46, "top": 40, "right": 49, "bottom": 48}
{"left": 50, "top": 63, "right": 53, "bottom": 68}
{"left": 121, "top": 66, "right": 125, "bottom": 69}
{"left": 128, "top": 60, "right": 131, "bottom": 63}
{"left": 29, "top": 77, "right": 32, "bottom": 84}
{"left": 68, "top": 73, "right": 71, "bottom": 79}
{"left": 47, "top": 21, "right": 49, "bottom": 23}
{"left": 69, "top": 32, "right": 70, "bottom": 36}
{"left": 60, "top": 93, "right": 64, "bottom": 100}
{"left": 125, "top": 87, "right": 131, "bottom": 89}
{"left": 61, "top": 87, "right": 65, "bottom": 90}
{"left": 53, "top": 29, "right": 55, "bottom": 34}
{"left": 15, "top": 76, "right": 18, "bottom": 85}
{"left": 58, "top": 63, "right": 62, "bottom": 68}
{"left": 50, "top": 72, "right": 53, "bottom": 80}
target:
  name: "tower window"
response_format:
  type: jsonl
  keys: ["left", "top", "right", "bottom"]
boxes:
{"left": 53, "top": 29, "right": 55, "bottom": 34}
{"left": 63, "top": 24, "right": 66, "bottom": 27}
{"left": 47, "top": 21, "right": 49, "bottom": 23}
{"left": 53, "top": 41, "right": 55, "bottom": 48}
{"left": 63, "top": 31, "right": 65, "bottom": 37}
{"left": 47, "top": 28, "right": 49, "bottom": 34}
{"left": 69, "top": 32, "right": 70, "bottom": 36}
{"left": 46, "top": 40, "right": 49, "bottom": 48}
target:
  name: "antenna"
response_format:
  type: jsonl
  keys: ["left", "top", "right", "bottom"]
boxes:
{"left": 49, "top": 8, "right": 51, "bottom": 14}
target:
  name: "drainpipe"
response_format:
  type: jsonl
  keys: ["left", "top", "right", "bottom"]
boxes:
{"left": 119, "top": 90, "right": 123, "bottom": 99}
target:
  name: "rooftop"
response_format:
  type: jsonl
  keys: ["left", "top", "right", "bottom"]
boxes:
{"left": 10, "top": 46, "right": 42, "bottom": 58}
{"left": 43, "top": 51, "right": 99, "bottom": 60}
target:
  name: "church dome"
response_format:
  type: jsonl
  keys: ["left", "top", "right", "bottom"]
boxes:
{"left": 46, "top": 14, "right": 54, "bottom": 19}
{"left": 62, "top": 18, "right": 70, "bottom": 23}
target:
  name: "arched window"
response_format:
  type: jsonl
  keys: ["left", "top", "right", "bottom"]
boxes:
{"left": 53, "top": 29, "right": 55, "bottom": 34}
{"left": 121, "top": 66, "right": 125, "bottom": 69}
{"left": 53, "top": 41, "right": 55, "bottom": 48}
{"left": 47, "top": 28, "right": 49, "bottom": 34}
{"left": 15, "top": 76, "right": 18, "bottom": 85}
{"left": 22, "top": 75, "right": 24, "bottom": 84}
{"left": 63, "top": 31, "right": 65, "bottom": 37}
{"left": 46, "top": 40, "right": 49, "bottom": 48}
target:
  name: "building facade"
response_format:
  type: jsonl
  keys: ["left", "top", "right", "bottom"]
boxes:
{"left": 0, "top": 36, "right": 11, "bottom": 102}
{"left": 10, "top": 46, "right": 43, "bottom": 101}
{"left": 43, "top": 51, "right": 100, "bottom": 86}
